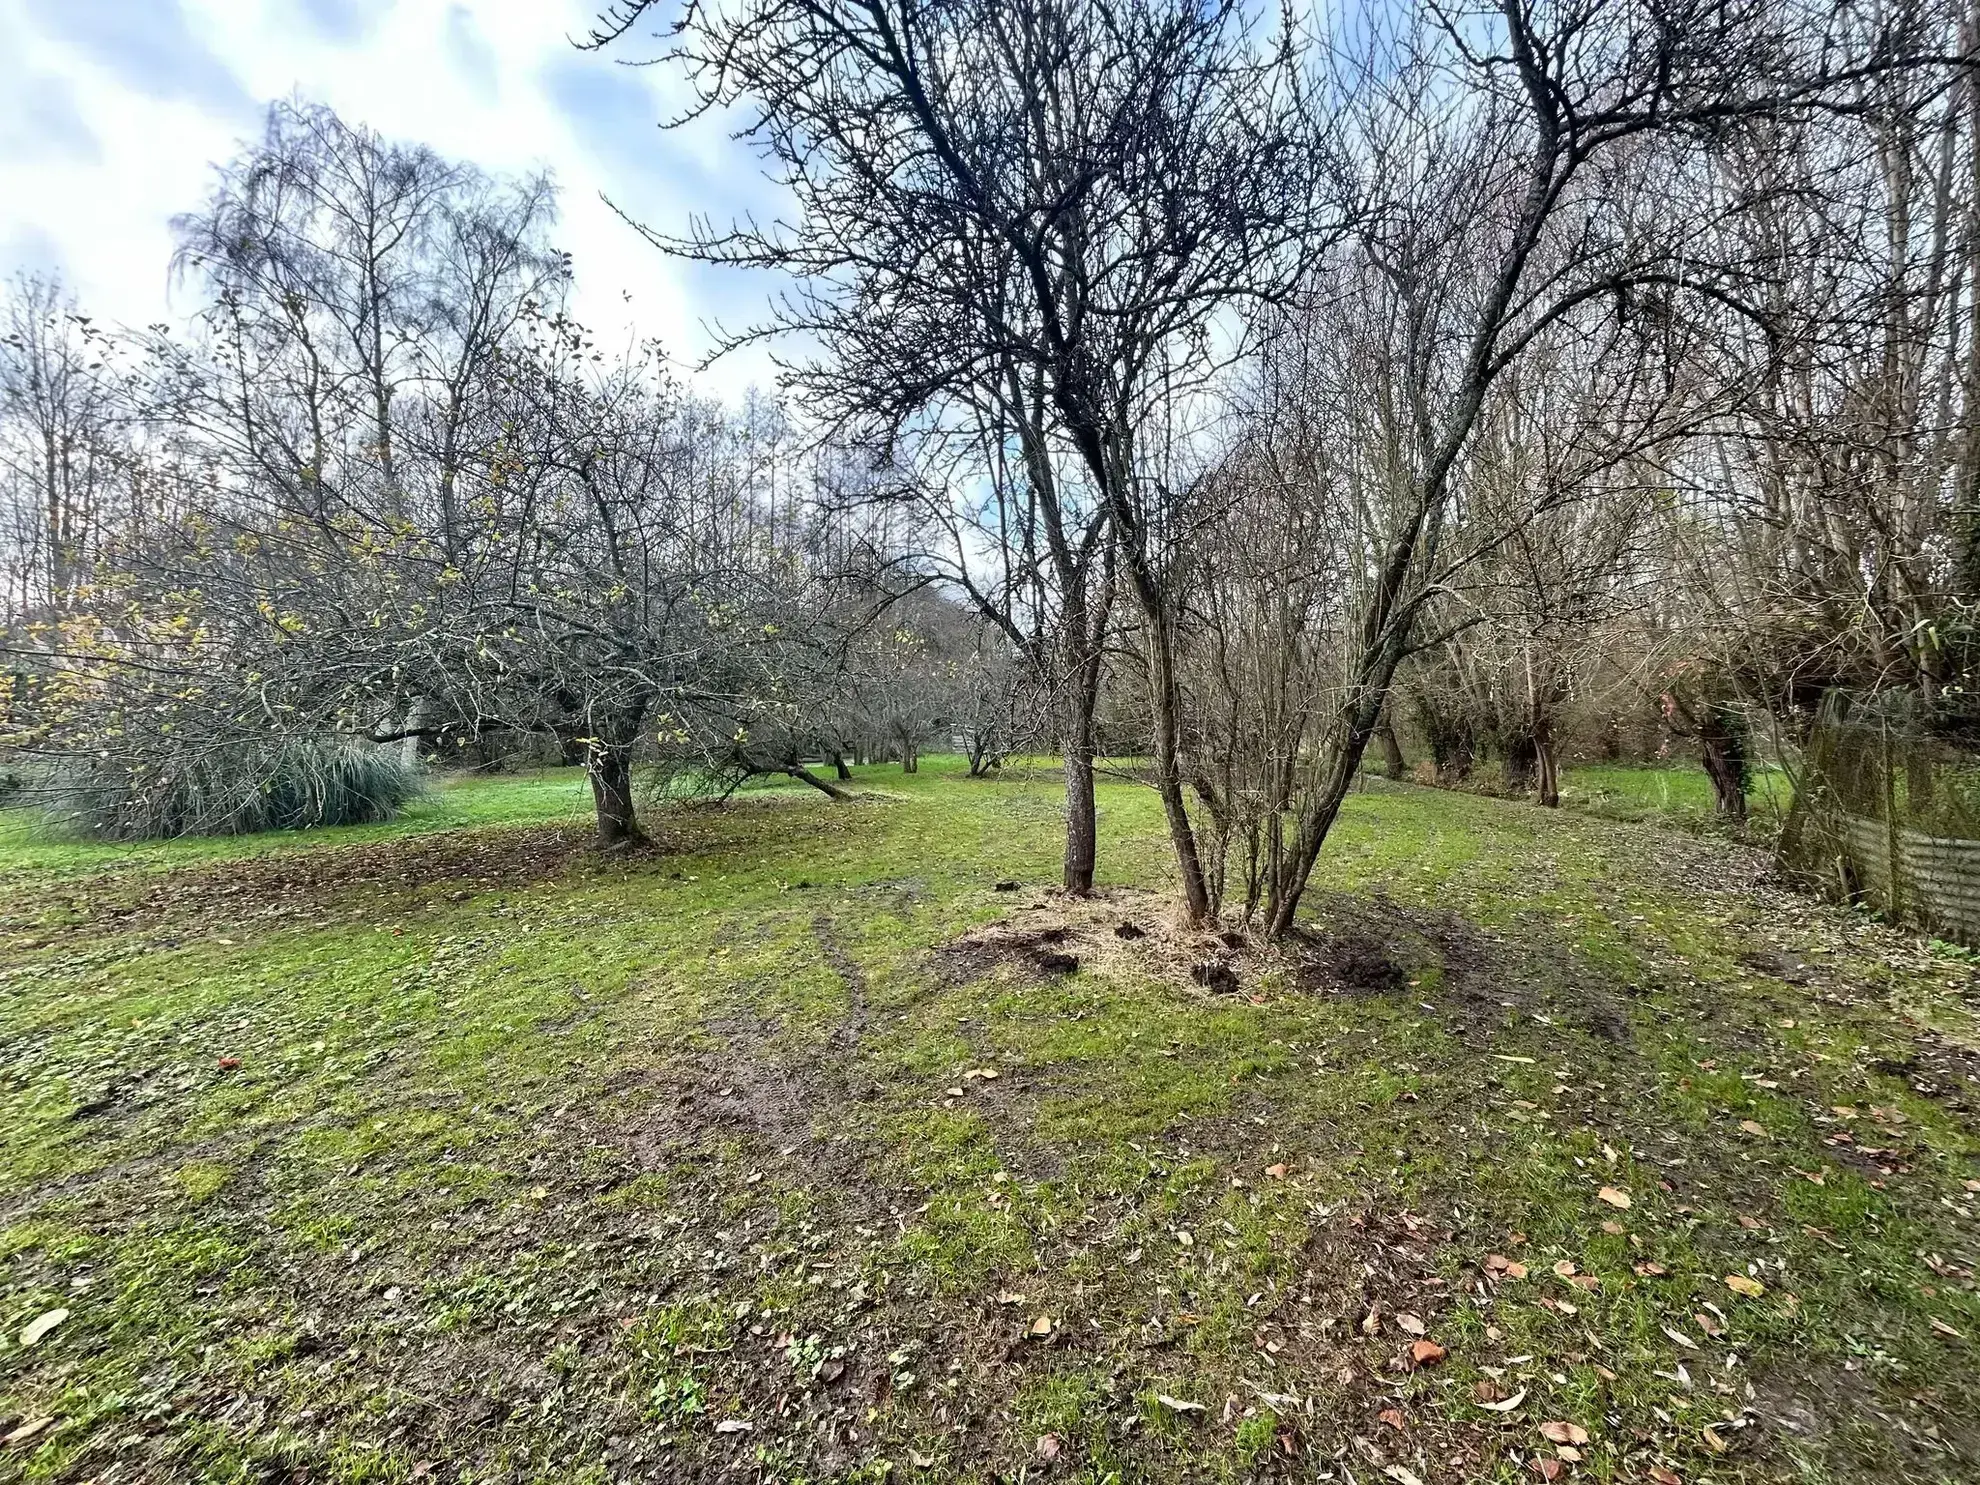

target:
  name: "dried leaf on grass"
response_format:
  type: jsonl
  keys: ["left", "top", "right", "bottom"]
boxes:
{"left": 1408, "top": 1338, "right": 1447, "bottom": 1368}
{"left": 1539, "top": 1420, "right": 1590, "bottom": 1446}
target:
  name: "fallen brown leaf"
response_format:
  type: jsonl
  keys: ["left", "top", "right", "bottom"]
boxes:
{"left": 1540, "top": 1421, "right": 1590, "bottom": 1447}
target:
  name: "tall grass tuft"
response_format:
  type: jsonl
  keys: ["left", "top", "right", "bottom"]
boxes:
{"left": 41, "top": 737, "right": 425, "bottom": 841}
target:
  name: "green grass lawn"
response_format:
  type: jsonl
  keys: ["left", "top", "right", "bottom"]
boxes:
{"left": 2, "top": 760, "right": 1976, "bottom": 1483}
{"left": 1558, "top": 763, "right": 1792, "bottom": 833}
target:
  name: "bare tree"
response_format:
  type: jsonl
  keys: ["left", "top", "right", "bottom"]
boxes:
{"left": 592, "top": 0, "right": 1322, "bottom": 920}
{"left": 164, "top": 100, "right": 564, "bottom": 530}
{"left": 1660, "top": 0, "right": 1980, "bottom": 726}
{"left": 1236, "top": 0, "right": 1923, "bottom": 935}
{"left": 0, "top": 275, "right": 124, "bottom": 617}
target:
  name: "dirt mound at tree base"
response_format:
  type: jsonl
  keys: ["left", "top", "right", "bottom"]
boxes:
{"left": 937, "top": 887, "right": 1436, "bottom": 1003}
{"left": 936, "top": 886, "right": 1257, "bottom": 997}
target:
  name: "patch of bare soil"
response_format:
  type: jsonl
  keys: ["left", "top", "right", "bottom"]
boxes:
{"left": 1290, "top": 889, "right": 1638, "bottom": 1044}
{"left": 1747, "top": 1350, "right": 1980, "bottom": 1478}
{"left": 595, "top": 1024, "right": 880, "bottom": 1194}
{"left": 935, "top": 886, "right": 1276, "bottom": 1001}
{"left": 1290, "top": 923, "right": 1409, "bottom": 997}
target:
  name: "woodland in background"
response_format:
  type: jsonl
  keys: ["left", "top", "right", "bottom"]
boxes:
{"left": 4, "top": 0, "right": 1979, "bottom": 939}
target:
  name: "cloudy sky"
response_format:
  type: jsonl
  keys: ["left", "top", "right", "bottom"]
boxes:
{"left": 0, "top": 0, "right": 787, "bottom": 394}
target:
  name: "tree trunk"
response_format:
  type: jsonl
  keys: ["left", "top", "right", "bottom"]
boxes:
{"left": 1063, "top": 715, "right": 1098, "bottom": 894}
{"left": 1144, "top": 613, "right": 1213, "bottom": 924}
{"left": 1060, "top": 622, "right": 1105, "bottom": 894}
{"left": 1534, "top": 726, "right": 1560, "bottom": 808}
{"left": 400, "top": 696, "right": 429, "bottom": 770}
{"left": 587, "top": 736, "right": 646, "bottom": 848}
{"left": 1376, "top": 714, "right": 1405, "bottom": 780}
{"left": 1263, "top": 613, "right": 1420, "bottom": 937}
{"left": 830, "top": 751, "right": 852, "bottom": 782}
{"left": 1699, "top": 706, "right": 1750, "bottom": 821}
{"left": 1264, "top": 716, "right": 1374, "bottom": 938}
{"left": 785, "top": 764, "right": 853, "bottom": 800}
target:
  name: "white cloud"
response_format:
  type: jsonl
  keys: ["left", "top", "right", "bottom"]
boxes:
{"left": 0, "top": 0, "right": 784, "bottom": 395}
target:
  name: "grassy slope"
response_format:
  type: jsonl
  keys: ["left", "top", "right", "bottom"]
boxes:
{"left": 0, "top": 761, "right": 1975, "bottom": 1485}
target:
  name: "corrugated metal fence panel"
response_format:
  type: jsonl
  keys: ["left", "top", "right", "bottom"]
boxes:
{"left": 1813, "top": 809, "right": 1980, "bottom": 944}
{"left": 1779, "top": 699, "right": 1980, "bottom": 947}
{"left": 1899, "top": 828, "right": 1980, "bottom": 927}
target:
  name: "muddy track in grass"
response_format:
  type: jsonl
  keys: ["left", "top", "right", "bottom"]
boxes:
{"left": 811, "top": 913, "right": 871, "bottom": 1053}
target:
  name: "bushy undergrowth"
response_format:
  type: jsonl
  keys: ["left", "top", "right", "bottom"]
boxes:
{"left": 40, "top": 736, "right": 424, "bottom": 841}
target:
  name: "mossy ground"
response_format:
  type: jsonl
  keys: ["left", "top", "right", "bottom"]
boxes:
{"left": 1, "top": 760, "right": 1975, "bottom": 1484}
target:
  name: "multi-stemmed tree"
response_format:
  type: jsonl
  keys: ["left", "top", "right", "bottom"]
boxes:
{"left": 593, "top": 0, "right": 1323, "bottom": 919}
